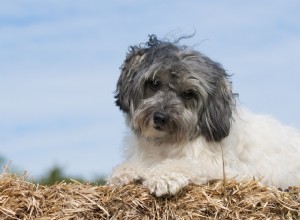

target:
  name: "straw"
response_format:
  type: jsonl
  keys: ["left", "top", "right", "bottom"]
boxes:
{"left": 0, "top": 171, "right": 299, "bottom": 219}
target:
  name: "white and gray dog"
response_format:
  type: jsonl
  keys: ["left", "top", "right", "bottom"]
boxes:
{"left": 109, "top": 35, "right": 300, "bottom": 196}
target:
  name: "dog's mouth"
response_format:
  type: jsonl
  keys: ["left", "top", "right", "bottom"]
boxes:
{"left": 133, "top": 108, "right": 188, "bottom": 144}
{"left": 154, "top": 125, "right": 163, "bottom": 131}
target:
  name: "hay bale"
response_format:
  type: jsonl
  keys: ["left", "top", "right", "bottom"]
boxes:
{"left": 0, "top": 171, "right": 299, "bottom": 219}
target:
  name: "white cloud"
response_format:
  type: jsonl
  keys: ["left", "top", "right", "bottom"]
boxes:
{"left": 0, "top": 72, "right": 117, "bottom": 122}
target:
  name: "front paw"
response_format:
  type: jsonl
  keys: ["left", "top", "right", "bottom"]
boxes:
{"left": 143, "top": 172, "right": 189, "bottom": 196}
{"left": 108, "top": 165, "right": 141, "bottom": 186}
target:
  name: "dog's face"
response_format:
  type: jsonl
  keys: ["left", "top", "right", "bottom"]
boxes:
{"left": 115, "top": 35, "right": 236, "bottom": 145}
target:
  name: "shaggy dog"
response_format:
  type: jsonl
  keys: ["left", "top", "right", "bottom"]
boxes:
{"left": 108, "top": 35, "right": 300, "bottom": 196}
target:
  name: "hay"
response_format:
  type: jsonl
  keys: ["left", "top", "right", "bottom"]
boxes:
{"left": 0, "top": 171, "right": 299, "bottom": 219}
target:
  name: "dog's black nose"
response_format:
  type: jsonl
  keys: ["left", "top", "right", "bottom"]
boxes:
{"left": 153, "top": 111, "right": 170, "bottom": 126}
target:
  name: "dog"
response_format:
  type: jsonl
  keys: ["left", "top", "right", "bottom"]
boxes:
{"left": 108, "top": 35, "right": 300, "bottom": 196}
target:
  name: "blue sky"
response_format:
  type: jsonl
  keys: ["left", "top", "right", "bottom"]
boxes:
{"left": 0, "top": 0, "right": 300, "bottom": 180}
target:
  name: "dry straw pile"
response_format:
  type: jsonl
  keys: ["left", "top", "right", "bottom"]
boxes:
{"left": 0, "top": 171, "right": 299, "bottom": 219}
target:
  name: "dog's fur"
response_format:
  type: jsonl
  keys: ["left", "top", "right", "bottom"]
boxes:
{"left": 108, "top": 35, "right": 300, "bottom": 196}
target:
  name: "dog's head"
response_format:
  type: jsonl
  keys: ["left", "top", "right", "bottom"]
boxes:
{"left": 115, "top": 35, "right": 236, "bottom": 144}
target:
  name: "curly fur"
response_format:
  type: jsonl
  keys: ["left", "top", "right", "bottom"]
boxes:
{"left": 109, "top": 35, "right": 300, "bottom": 196}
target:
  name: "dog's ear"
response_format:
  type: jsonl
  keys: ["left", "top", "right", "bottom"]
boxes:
{"left": 199, "top": 75, "right": 235, "bottom": 142}
{"left": 115, "top": 47, "right": 147, "bottom": 113}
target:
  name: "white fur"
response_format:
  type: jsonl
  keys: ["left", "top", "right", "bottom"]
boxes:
{"left": 109, "top": 107, "right": 300, "bottom": 196}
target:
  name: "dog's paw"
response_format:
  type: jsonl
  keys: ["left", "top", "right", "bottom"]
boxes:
{"left": 108, "top": 165, "right": 141, "bottom": 186}
{"left": 142, "top": 172, "right": 189, "bottom": 196}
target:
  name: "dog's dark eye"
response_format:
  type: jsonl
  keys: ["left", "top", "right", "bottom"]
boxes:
{"left": 182, "top": 90, "right": 196, "bottom": 99}
{"left": 147, "top": 79, "right": 161, "bottom": 91}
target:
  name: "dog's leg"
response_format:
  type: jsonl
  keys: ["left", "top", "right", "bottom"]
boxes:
{"left": 142, "top": 159, "right": 217, "bottom": 196}
{"left": 108, "top": 162, "right": 143, "bottom": 186}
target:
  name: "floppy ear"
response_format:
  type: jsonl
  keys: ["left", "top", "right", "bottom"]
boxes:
{"left": 199, "top": 77, "right": 235, "bottom": 142}
{"left": 115, "top": 47, "right": 147, "bottom": 113}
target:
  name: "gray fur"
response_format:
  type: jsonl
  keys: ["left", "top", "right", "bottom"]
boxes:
{"left": 115, "top": 35, "right": 237, "bottom": 143}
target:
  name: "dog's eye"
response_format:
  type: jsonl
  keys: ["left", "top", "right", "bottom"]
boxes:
{"left": 182, "top": 90, "right": 196, "bottom": 99}
{"left": 147, "top": 79, "right": 161, "bottom": 91}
